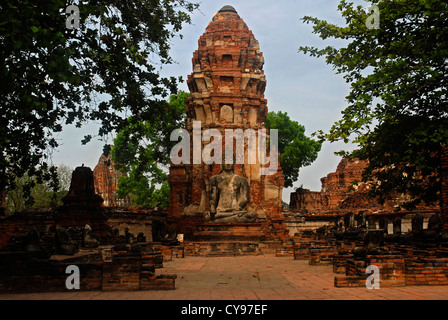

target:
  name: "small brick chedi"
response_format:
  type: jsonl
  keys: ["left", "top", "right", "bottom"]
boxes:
{"left": 168, "top": 6, "right": 288, "bottom": 241}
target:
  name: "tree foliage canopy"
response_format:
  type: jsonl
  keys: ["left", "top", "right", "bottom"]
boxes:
{"left": 299, "top": 0, "right": 448, "bottom": 207}
{"left": 111, "top": 90, "right": 188, "bottom": 208}
{"left": 0, "top": 0, "right": 197, "bottom": 203}
{"left": 265, "top": 111, "right": 321, "bottom": 188}
{"left": 4, "top": 164, "right": 72, "bottom": 214}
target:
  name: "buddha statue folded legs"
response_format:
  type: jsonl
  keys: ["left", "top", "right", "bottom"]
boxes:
{"left": 207, "top": 162, "right": 258, "bottom": 223}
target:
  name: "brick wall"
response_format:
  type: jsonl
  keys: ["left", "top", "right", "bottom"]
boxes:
{"left": 0, "top": 252, "right": 103, "bottom": 292}
{"left": 333, "top": 247, "right": 448, "bottom": 288}
{"left": 102, "top": 256, "right": 140, "bottom": 291}
{"left": 0, "top": 243, "right": 176, "bottom": 293}
{"left": 0, "top": 213, "right": 54, "bottom": 248}
{"left": 334, "top": 255, "right": 406, "bottom": 288}
{"left": 405, "top": 257, "right": 448, "bottom": 286}
{"left": 290, "top": 189, "right": 325, "bottom": 212}
{"left": 0, "top": 207, "right": 168, "bottom": 250}
{"left": 309, "top": 245, "right": 336, "bottom": 266}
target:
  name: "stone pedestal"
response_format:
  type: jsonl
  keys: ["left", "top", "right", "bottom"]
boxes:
{"left": 191, "top": 223, "right": 265, "bottom": 241}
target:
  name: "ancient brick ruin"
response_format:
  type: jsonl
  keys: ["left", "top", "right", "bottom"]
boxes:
{"left": 1, "top": 5, "right": 448, "bottom": 295}
{"left": 290, "top": 158, "right": 387, "bottom": 213}
{"left": 290, "top": 157, "right": 438, "bottom": 215}
{"left": 93, "top": 150, "right": 130, "bottom": 207}
{"left": 167, "top": 5, "right": 289, "bottom": 248}
{"left": 0, "top": 166, "right": 176, "bottom": 293}
{"left": 56, "top": 166, "right": 110, "bottom": 241}
{"left": 284, "top": 148, "right": 448, "bottom": 288}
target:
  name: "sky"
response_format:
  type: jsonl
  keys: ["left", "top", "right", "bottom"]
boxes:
{"left": 51, "top": 0, "right": 368, "bottom": 202}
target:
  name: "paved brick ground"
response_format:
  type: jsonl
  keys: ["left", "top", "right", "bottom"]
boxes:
{"left": 1, "top": 254, "right": 448, "bottom": 300}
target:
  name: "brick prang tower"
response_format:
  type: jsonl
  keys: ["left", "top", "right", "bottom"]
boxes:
{"left": 168, "top": 5, "right": 288, "bottom": 241}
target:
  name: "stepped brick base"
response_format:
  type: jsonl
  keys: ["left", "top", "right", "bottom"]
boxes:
{"left": 182, "top": 241, "right": 263, "bottom": 257}
{"left": 180, "top": 221, "right": 287, "bottom": 256}
{"left": 405, "top": 257, "right": 448, "bottom": 286}
{"left": 293, "top": 240, "right": 329, "bottom": 260}
{"left": 334, "top": 255, "right": 409, "bottom": 288}
{"left": 275, "top": 243, "right": 295, "bottom": 257}
{"left": 309, "top": 246, "right": 336, "bottom": 266}
{"left": 190, "top": 223, "right": 266, "bottom": 242}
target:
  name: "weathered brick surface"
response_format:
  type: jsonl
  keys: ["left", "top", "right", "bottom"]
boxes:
{"left": 293, "top": 240, "right": 329, "bottom": 260}
{"left": 333, "top": 253, "right": 354, "bottom": 274}
{"left": 333, "top": 250, "right": 448, "bottom": 288}
{"left": 405, "top": 257, "right": 448, "bottom": 286}
{"left": 291, "top": 158, "right": 368, "bottom": 211}
{"left": 192, "top": 223, "right": 266, "bottom": 241}
{"left": 102, "top": 256, "right": 140, "bottom": 291}
{"left": 309, "top": 246, "right": 336, "bottom": 266}
{"left": 141, "top": 247, "right": 164, "bottom": 269}
{"left": 0, "top": 213, "right": 54, "bottom": 249}
{"left": 335, "top": 255, "right": 406, "bottom": 288}
{"left": 275, "top": 243, "right": 294, "bottom": 257}
{"left": 289, "top": 189, "right": 326, "bottom": 212}
{"left": 160, "top": 245, "right": 185, "bottom": 261}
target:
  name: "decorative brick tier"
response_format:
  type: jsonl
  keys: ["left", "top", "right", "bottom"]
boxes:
{"left": 275, "top": 243, "right": 295, "bottom": 257}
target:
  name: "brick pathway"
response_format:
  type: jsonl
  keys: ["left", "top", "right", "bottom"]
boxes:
{"left": 1, "top": 254, "right": 448, "bottom": 300}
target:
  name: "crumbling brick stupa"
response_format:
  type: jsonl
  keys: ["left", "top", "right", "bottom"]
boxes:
{"left": 168, "top": 5, "right": 289, "bottom": 247}
{"left": 93, "top": 149, "right": 130, "bottom": 208}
